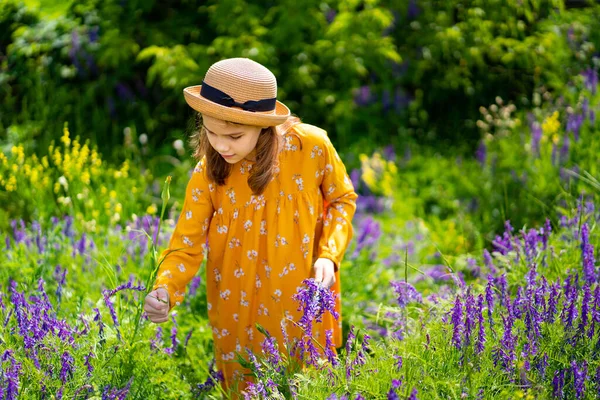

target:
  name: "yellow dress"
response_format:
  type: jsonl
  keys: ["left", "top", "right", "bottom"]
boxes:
{"left": 153, "top": 123, "right": 357, "bottom": 390}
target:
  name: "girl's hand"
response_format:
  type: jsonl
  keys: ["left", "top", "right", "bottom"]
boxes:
{"left": 313, "top": 258, "right": 336, "bottom": 289}
{"left": 144, "top": 288, "right": 170, "bottom": 323}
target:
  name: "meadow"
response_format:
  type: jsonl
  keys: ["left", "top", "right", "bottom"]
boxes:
{"left": 1, "top": 1, "right": 600, "bottom": 399}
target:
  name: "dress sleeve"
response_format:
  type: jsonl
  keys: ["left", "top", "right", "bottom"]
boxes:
{"left": 153, "top": 157, "right": 214, "bottom": 308}
{"left": 317, "top": 133, "right": 358, "bottom": 270}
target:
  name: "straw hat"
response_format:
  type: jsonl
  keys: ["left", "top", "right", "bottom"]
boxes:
{"left": 183, "top": 58, "right": 290, "bottom": 126}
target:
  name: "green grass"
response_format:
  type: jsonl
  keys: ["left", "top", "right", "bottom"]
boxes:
{"left": 22, "top": 0, "right": 72, "bottom": 19}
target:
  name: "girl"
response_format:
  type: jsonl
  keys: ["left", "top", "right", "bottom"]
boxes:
{"left": 143, "top": 58, "right": 357, "bottom": 394}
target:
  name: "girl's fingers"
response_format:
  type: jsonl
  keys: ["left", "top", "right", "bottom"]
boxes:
{"left": 324, "top": 272, "right": 336, "bottom": 289}
{"left": 314, "top": 264, "right": 323, "bottom": 283}
{"left": 144, "top": 296, "right": 167, "bottom": 312}
{"left": 149, "top": 315, "right": 169, "bottom": 324}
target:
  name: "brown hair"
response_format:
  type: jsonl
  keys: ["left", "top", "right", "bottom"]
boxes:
{"left": 189, "top": 113, "right": 301, "bottom": 195}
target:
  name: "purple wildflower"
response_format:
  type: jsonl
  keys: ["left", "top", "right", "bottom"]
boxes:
{"left": 390, "top": 281, "right": 422, "bottom": 307}
{"left": 475, "top": 294, "right": 486, "bottom": 354}
{"left": 292, "top": 279, "right": 339, "bottom": 364}
{"left": 2, "top": 350, "right": 21, "bottom": 400}
{"left": 293, "top": 279, "right": 339, "bottom": 328}
{"left": 63, "top": 216, "right": 74, "bottom": 238}
{"left": 387, "top": 388, "right": 400, "bottom": 400}
{"left": 589, "top": 285, "right": 600, "bottom": 339}
{"left": 165, "top": 315, "right": 178, "bottom": 355}
{"left": 483, "top": 249, "right": 496, "bottom": 275}
{"left": 103, "top": 278, "right": 145, "bottom": 298}
{"left": 546, "top": 281, "right": 561, "bottom": 323}
{"left": 496, "top": 274, "right": 508, "bottom": 308}
{"left": 354, "top": 85, "right": 372, "bottom": 106}
{"left": 151, "top": 326, "right": 163, "bottom": 352}
{"left": 597, "top": 367, "right": 600, "bottom": 397}
{"left": 581, "top": 67, "right": 598, "bottom": 94}
{"left": 553, "top": 369, "right": 565, "bottom": 398}
{"left": 101, "top": 376, "right": 134, "bottom": 400}
{"left": 324, "top": 329, "right": 339, "bottom": 366}
{"left": 354, "top": 333, "right": 370, "bottom": 367}
{"left": 37, "top": 278, "right": 52, "bottom": 310}
{"left": 184, "top": 328, "right": 193, "bottom": 348}
{"left": 246, "top": 349, "right": 263, "bottom": 379}
{"left": 566, "top": 113, "right": 584, "bottom": 141}
{"left": 485, "top": 276, "right": 495, "bottom": 328}
{"left": 102, "top": 293, "right": 120, "bottom": 340}
{"left": 243, "top": 382, "right": 268, "bottom": 399}
{"left": 54, "top": 265, "right": 67, "bottom": 303}
{"left": 407, "top": 0, "right": 420, "bottom": 18}
{"left": 450, "top": 295, "right": 463, "bottom": 350}
{"left": 579, "top": 284, "right": 591, "bottom": 336}
{"left": 261, "top": 333, "right": 282, "bottom": 369}
{"left": 536, "top": 353, "right": 548, "bottom": 380}
{"left": 562, "top": 277, "right": 579, "bottom": 329}
{"left": 476, "top": 141, "right": 487, "bottom": 166}
{"left": 464, "top": 289, "right": 476, "bottom": 347}
{"left": 492, "top": 221, "right": 514, "bottom": 255}
{"left": 394, "top": 355, "right": 403, "bottom": 371}
{"left": 84, "top": 351, "right": 94, "bottom": 376}
{"left": 353, "top": 217, "right": 382, "bottom": 256}
{"left": 60, "top": 351, "right": 75, "bottom": 384}
{"left": 498, "top": 303, "right": 516, "bottom": 371}
{"left": 512, "top": 287, "right": 524, "bottom": 319}
{"left": 188, "top": 276, "right": 202, "bottom": 298}
{"left": 531, "top": 123, "right": 542, "bottom": 155}
{"left": 345, "top": 326, "right": 356, "bottom": 381}
{"left": 93, "top": 307, "right": 105, "bottom": 339}
{"left": 541, "top": 219, "right": 551, "bottom": 250}
{"left": 581, "top": 224, "right": 596, "bottom": 285}
{"left": 408, "top": 387, "right": 418, "bottom": 400}
{"left": 572, "top": 360, "right": 587, "bottom": 399}
{"left": 467, "top": 257, "right": 481, "bottom": 279}
{"left": 194, "top": 359, "right": 224, "bottom": 394}
{"left": 522, "top": 228, "right": 541, "bottom": 266}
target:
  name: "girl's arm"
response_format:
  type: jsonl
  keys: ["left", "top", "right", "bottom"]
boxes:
{"left": 317, "top": 134, "right": 358, "bottom": 271}
{"left": 153, "top": 157, "right": 214, "bottom": 309}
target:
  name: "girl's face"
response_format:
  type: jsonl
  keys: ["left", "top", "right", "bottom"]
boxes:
{"left": 203, "top": 114, "right": 264, "bottom": 164}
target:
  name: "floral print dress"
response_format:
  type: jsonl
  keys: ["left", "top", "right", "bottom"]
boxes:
{"left": 153, "top": 123, "right": 357, "bottom": 390}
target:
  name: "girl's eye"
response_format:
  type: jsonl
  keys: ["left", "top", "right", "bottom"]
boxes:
{"left": 230, "top": 136, "right": 242, "bottom": 140}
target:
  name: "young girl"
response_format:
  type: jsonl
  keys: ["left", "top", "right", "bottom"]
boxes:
{"left": 143, "top": 58, "right": 357, "bottom": 394}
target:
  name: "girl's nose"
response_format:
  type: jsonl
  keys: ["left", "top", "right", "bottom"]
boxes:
{"left": 214, "top": 139, "right": 229, "bottom": 153}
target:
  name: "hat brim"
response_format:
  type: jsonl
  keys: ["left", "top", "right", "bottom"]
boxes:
{"left": 183, "top": 85, "right": 291, "bottom": 127}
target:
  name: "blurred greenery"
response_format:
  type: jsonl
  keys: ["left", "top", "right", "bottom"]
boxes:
{"left": 3, "top": 0, "right": 600, "bottom": 162}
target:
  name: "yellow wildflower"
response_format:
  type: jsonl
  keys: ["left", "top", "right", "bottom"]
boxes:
{"left": 361, "top": 165, "right": 377, "bottom": 189}
{"left": 147, "top": 204, "right": 158, "bottom": 215}
{"left": 81, "top": 171, "right": 91, "bottom": 185}
{"left": 541, "top": 111, "right": 560, "bottom": 136}
{"left": 30, "top": 169, "right": 39, "bottom": 184}
{"left": 5, "top": 175, "right": 17, "bottom": 191}
{"left": 61, "top": 125, "right": 71, "bottom": 147}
